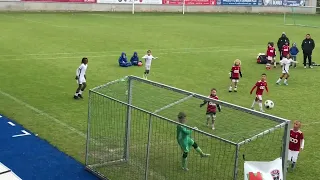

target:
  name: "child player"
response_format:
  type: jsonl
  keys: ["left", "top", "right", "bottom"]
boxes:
{"left": 278, "top": 42, "right": 290, "bottom": 68}
{"left": 176, "top": 112, "right": 210, "bottom": 171}
{"left": 288, "top": 120, "right": 304, "bottom": 171}
{"left": 290, "top": 43, "right": 299, "bottom": 68}
{"left": 141, "top": 50, "right": 158, "bottom": 80}
{"left": 200, "top": 88, "right": 221, "bottom": 130}
{"left": 266, "top": 42, "right": 276, "bottom": 70}
{"left": 229, "top": 59, "right": 242, "bottom": 92}
{"left": 74, "top": 57, "right": 88, "bottom": 99}
{"left": 250, "top": 73, "right": 268, "bottom": 112}
{"left": 276, "top": 54, "right": 298, "bottom": 86}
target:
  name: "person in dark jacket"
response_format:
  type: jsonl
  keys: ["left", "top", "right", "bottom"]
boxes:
{"left": 277, "top": 32, "right": 290, "bottom": 61}
{"left": 290, "top": 43, "right": 299, "bottom": 68}
{"left": 301, "top": 34, "right": 315, "bottom": 68}
{"left": 118, "top": 52, "right": 132, "bottom": 67}
{"left": 130, "top": 52, "right": 142, "bottom": 66}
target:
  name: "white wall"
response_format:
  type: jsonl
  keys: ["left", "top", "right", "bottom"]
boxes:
{"left": 0, "top": 1, "right": 317, "bottom": 14}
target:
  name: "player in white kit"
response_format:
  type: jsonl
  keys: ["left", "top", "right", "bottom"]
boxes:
{"left": 276, "top": 54, "right": 297, "bottom": 86}
{"left": 74, "top": 57, "right": 88, "bottom": 99}
{"left": 141, "top": 50, "right": 158, "bottom": 80}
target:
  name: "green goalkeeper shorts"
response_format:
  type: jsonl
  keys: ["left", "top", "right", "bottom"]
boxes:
{"left": 178, "top": 138, "right": 194, "bottom": 153}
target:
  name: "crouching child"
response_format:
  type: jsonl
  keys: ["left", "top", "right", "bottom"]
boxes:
{"left": 130, "top": 52, "right": 142, "bottom": 66}
{"left": 118, "top": 52, "right": 132, "bottom": 67}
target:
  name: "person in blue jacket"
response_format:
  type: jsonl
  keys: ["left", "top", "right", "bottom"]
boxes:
{"left": 290, "top": 43, "right": 299, "bottom": 68}
{"left": 130, "top": 52, "right": 142, "bottom": 66}
{"left": 118, "top": 52, "right": 132, "bottom": 67}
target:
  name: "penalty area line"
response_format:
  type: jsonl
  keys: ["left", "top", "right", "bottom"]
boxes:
{"left": 0, "top": 48, "right": 258, "bottom": 61}
{"left": 0, "top": 89, "right": 87, "bottom": 139}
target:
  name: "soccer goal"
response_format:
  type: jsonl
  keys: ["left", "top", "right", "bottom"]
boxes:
{"left": 85, "top": 76, "right": 290, "bottom": 180}
{"left": 284, "top": 6, "right": 320, "bottom": 28}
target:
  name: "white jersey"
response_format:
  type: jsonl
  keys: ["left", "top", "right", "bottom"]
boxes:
{"left": 76, "top": 63, "right": 88, "bottom": 79}
{"left": 142, "top": 54, "right": 156, "bottom": 66}
{"left": 280, "top": 58, "right": 295, "bottom": 73}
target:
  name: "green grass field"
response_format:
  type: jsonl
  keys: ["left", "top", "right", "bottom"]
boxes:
{"left": 0, "top": 12, "right": 320, "bottom": 180}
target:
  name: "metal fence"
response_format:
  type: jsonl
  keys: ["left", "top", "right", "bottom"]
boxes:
{"left": 85, "top": 75, "right": 290, "bottom": 180}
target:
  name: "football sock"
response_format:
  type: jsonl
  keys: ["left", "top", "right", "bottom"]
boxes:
{"left": 258, "top": 102, "right": 263, "bottom": 110}
{"left": 79, "top": 90, "right": 83, "bottom": 95}
{"left": 276, "top": 78, "right": 282, "bottom": 83}
{"left": 251, "top": 100, "right": 256, "bottom": 107}
{"left": 229, "top": 86, "right": 232, "bottom": 91}
{"left": 74, "top": 93, "right": 78, "bottom": 96}
{"left": 182, "top": 157, "right": 187, "bottom": 169}
{"left": 195, "top": 147, "right": 204, "bottom": 155}
{"left": 284, "top": 79, "right": 288, "bottom": 84}
{"left": 291, "top": 162, "right": 296, "bottom": 169}
{"left": 274, "top": 61, "right": 277, "bottom": 66}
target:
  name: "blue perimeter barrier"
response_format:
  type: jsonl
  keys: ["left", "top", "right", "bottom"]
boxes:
{"left": 0, "top": 114, "right": 98, "bottom": 180}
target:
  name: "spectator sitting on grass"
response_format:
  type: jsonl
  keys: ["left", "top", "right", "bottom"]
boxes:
{"left": 118, "top": 52, "right": 132, "bottom": 67}
{"left": 130, "top": 52, "right": 142, "bottom": 66}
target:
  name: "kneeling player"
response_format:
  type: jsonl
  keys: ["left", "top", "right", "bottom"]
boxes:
{"left": 288, "top": 120, "right": 304, "bottom": 171}
{"left": 250, "top": 73, "right": 268, "bottom": 112}
{"left": 229, "top": 59, "right": 242, "bottom": 92}
{"left": 74, "top": 57, "right": 88, "bottom": 99}
{"left": 200, "top": 88, "right": 221, "bottom": 130}
{"left": 176, "top": 112, "right": 210, "bottom": 171}
{"left": 276, "top": 54, "right": 297, "bottom": 86}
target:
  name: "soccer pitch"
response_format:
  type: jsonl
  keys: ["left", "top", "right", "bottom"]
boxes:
{"left": 0, "top": 12, "right": 319, "bottom": 180}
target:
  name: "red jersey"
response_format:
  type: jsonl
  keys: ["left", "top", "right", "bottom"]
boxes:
{"left": 282, "top": 45, "right": 290, "bottom": 57}
{"left": 289, "top": 129, "right": 304, "bottom": 151}
{"left": 206, "top": 95, "right": 219, "bottom": 113}
{"left": 230, "top": 66, "right": 241, "bottom": 79}
{"left": 266, "top": 46, "right": 276, "bottom": 57}
{"left": 250, "top": 80, "right": 268, "bottom": 95}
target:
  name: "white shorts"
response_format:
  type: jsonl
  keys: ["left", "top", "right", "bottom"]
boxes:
{"left": 232, "top": 79, "right": 239, "bottom": 83}
{"left": 206, "top": 113, "right": 216, "bottom": 119}
{"left": 145, "top": 64, "right": 151, "bottom": 71}
{"left": 282, "top": 70, "right": 289, "bottom": 74}
{"left": 76, "top": 77, "right": 86, "bottom": 85}
{"left": 256, "top": 95, "right": 262, "bottom": 101}
{"left": 267, "top": 56, "right": 273, "bottom": 61}
{"left": 288, "top": 150, "right": 299, "bottom": 162}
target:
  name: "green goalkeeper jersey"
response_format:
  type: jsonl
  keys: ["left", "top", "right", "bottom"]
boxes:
{"left": 177, "top": 125, "right": 194, "bottom": 152}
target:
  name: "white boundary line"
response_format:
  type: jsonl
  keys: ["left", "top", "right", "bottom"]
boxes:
{"left": 0, "top": 45, "right": 263, "bottom": 57}
{"left": 0, "top": 89, "right": 87, "bottom": 138}
{"left": 0, "top": 48, "right": 258, "bottom": 61}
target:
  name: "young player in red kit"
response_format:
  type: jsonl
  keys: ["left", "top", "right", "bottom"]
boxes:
{"left": 266, "top": 42, "right": 276, "bottom": 70}
{"left": 250, "top": 73, "right": 268, "bottom": 112}
{"left": 229, "top": 59, "right": 242, "bottom": 92}
{"left": 288, "top": 120, "right": 304, "bottom": 171}
{"left": 279, "top": 42, "right": 290, "bottom": 68}
{"left": 200, "top": 88, "right": 221, "bottom": 130}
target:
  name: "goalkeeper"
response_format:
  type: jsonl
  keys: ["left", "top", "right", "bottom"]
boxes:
{"left": 176, "top": 112, "right": 210, "bottom": 171}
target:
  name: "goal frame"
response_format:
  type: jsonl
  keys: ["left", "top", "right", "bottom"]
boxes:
{"left": 85, "top": 75, "right": 291, "bottom": 180}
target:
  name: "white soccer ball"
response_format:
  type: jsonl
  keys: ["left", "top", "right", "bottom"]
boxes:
{"left": 264, "top": 100, "right": 274, "bottom": 109}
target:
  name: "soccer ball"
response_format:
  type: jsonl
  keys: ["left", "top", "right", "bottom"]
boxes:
{"left": 264, "top": 100, "right": 274, "bottom": 109}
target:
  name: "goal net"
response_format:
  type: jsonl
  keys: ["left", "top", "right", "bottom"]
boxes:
{"left": 284, "top": 6, "right": 320, "bottom": 28}
{"left": 85, "top": 76, "right": 290, "bottom": 180}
